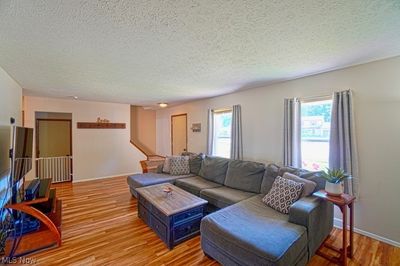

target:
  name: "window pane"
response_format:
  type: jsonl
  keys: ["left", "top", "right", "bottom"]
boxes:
{"left": 213, "top": 111, "right": 232, "bottom": 158}
{"left": 301, "top": 99, "right": 332, "bottom": 171}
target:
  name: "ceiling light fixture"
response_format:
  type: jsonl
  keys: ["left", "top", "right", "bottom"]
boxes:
{"left": 158, "top": 103, "right": 168, "bottom": 108}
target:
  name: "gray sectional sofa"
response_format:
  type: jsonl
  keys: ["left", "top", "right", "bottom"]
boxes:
{"left": 127, "top": 155, "right": 333, "bottom": 266}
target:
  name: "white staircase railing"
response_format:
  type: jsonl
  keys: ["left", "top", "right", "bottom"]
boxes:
{"left": 36, "top": 156, "right": 73, "bottom": 183}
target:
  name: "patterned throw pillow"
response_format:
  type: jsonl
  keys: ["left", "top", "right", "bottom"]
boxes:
{"left": 162, "top": 155, "right": 181, "bottom": 173}
{"left": 262, "top": 176, "right": 304, "bottom": 214}
{"left": 169, "top": 156, "right": 190, "bottom": 176}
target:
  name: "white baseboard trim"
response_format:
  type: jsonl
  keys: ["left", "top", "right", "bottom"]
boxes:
{"left": 72, "top": 172, "right": 141, "bottom": 183}
{"left": 333, "top": 218, "right": 400, "bottom": 247}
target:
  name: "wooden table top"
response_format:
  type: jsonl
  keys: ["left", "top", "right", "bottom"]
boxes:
{"left": 136, "top": 183, "right": 208, "bottom": 216}
{"left": 313, "top": 190, "right": 355, "bottom": 206}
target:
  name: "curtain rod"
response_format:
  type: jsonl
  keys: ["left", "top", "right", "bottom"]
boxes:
{"left": 297, "top": 89, "right": 351, "bottom": 101}
{"left": 298, "top": 93, "right": 332, "bottom": 102}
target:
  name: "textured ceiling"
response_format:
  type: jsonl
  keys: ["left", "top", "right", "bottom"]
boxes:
{"left": 1, "top": 0, "right": 400, "bottom": 106}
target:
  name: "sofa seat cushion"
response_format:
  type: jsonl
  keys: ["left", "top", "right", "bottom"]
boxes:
{"left": 201, "top": 195, "right": 307, "bottom": 266}
{"left": 174, "top": 176, "right": 221, "bottom": 196}
{"left": 127, "top": 173, "right": 192, "bottom": 189}
{"left": 200, "top": 186, "right": 256, "bottom": 209}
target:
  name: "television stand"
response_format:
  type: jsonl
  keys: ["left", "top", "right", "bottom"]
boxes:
{"left": 4, "top": 178, "right": 62, "bottom": 257}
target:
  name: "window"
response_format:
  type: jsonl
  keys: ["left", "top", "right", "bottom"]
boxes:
{"left": 301, "top": 99, "right": 332, "bottom": 171}
{"left": 212, "top": 110, "right": 232, "bottom": 158}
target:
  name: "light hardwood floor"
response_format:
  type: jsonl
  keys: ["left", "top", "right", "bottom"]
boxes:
{"left": 26, "top": 176, "right": 399, "bottom": 266}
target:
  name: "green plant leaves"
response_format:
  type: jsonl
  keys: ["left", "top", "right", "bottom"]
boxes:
{"left": 321, "top": 168, "right": 346, "bottom": 184}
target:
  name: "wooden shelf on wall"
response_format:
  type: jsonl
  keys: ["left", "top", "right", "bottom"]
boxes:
{"left": 77, "top": 122, "right": 126, "bottom": 129}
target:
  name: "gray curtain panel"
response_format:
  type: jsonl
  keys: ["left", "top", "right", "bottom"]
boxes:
{"left": 230, "top": 105, "right": 243, "bottom": 160}
{"left": 329, "top": 90, "right": 359, "bottom": 197}
{"left": 283, "top": 98, "right": 301, "bottom": 167}
{"left": 207, "top": 108, "right": 214, "bottom": 155}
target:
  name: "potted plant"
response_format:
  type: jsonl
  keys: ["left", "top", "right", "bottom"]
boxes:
{"left": 321, "top": 168, "right": 347, "bottom": 196}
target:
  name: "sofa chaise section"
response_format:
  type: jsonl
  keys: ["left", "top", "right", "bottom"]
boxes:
{"left": 127, "top": 173, "right": 193, "bottom": 197}
{"left": 200, "top": 163, "right": 333, "bottom": 265}
{"left": 201, "top": 195, "right": 308, "bottom": 266}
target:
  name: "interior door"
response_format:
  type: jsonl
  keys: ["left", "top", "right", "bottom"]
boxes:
{"left": 171, "top": 114, "right": 187, "bottom": 155}
{"left": 37, "top": 120, "right": 71, "bottom": 158}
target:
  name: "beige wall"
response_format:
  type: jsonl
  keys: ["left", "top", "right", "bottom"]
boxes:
{"left": 156, "top": 56, "right": 400, "bottom": 245}
{"left": 0, "top": 67, "right": 22, "bottom": 198}
{"left": 0, "top": 67, "right": 22, "bottom": 126}
{"left": 130, "top": 106, "right": 156, "bottom": 155}
{"left": 24, "top": 96, "right": 146, "bottom": 181}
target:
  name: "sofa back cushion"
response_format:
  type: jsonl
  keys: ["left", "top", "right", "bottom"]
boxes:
{"left": 188, "top": 153, "right": 204, "bottom": 175}
{"left": 260, "top": 163, "right": 280, "bottom": 194}
{"left": 278, "top": 166, "right": 308, "bottom": 177}
{"left": 198, "top": 156, "right": 230, "bottom": 184}
{"left": 299, "top": 171, "right": 325, "bottom": 191}
{"left": 224, "top": 160, "right": 265, "bottom": 193}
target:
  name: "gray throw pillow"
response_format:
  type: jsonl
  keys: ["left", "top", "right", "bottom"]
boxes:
{"left": 282, "top": 172, "right": 317, "bottom": 197}
{"left": 262, "top": 176, "right": 304, "bottom": 214}
{"left": 169, "top": 156, "right": 190, "bottom": 176}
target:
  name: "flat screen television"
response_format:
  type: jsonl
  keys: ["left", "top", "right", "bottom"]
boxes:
{"left": 11, "top": 126, "right": 33, "bottom": 185}
{"left": 0, "top": 125, "right": 12, "bottom": 208}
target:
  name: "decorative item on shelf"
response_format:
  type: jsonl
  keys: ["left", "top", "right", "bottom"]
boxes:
{"left": 77, "top": 117, "right": 124, "bottom": 129}
{"left": 162, "top": 186, "right": 173, "bottom": 197}
{"left": 321, "top": 168, "right": 347, "bottom": 196}
{"left": 191, "top": 123, "right": 201, "bottom": 132}
{"left": 96, "top": 117, "right": 110, "bottom": 123}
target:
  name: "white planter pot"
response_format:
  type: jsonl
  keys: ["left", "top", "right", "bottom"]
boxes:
{"left": 325, "top": 182, "right": 343, "bottom": 196}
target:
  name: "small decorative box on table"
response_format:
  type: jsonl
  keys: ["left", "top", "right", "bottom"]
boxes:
{"left": 313, "top": 190, "right": 355, "bottom": 266}
{"left": 136, "top": 184, "right": 207, "bottom": 249}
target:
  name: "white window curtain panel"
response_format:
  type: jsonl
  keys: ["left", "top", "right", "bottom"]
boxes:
{"left": 230, "top": 105, "right": 243, "bottom": 160}
{"left": 329, "top": 90, "right": 359, "bottom": 197}
{"left": 283, "top": 98, "right": 301, "bottom": 167}
{"left": 207, "top": 108, "right": 214, "bottom": 156}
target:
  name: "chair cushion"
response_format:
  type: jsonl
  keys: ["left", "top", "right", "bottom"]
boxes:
{"left": 127, "top": 173, "right": 192, "bottom": 189}
{"left": 174, "top": 176, "right": 221, "bottom": 196}
{"left": 200, "top": 195, "right": 307, "bottom": 266}
{"left": 198, "top": 156, "right": 230, "bottom": 184}
{"left": 224, "top": 160, "right": 265, "bottom": 193}
{"left": 200, "top": 186, "right": 256, "bottom": 209}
